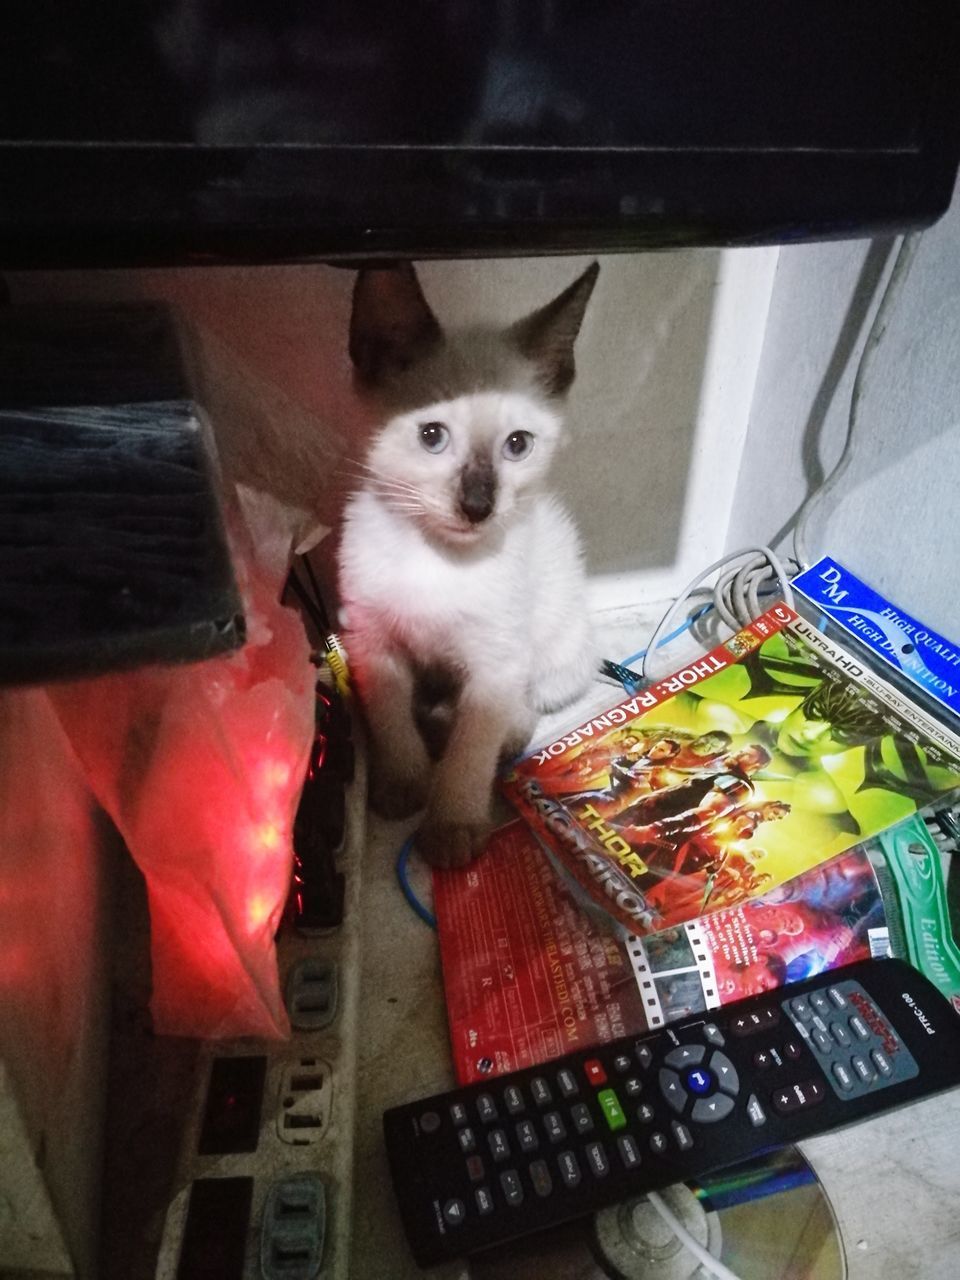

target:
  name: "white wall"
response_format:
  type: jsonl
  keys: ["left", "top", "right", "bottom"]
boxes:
{"left": 726, "top": 182, "right": 960, "bottom": 637}
{"left": 11, "top": 182, "right": 958, "bottom": 642}
{"left": 7, "top": 247, "right": 776, "bottom": 614}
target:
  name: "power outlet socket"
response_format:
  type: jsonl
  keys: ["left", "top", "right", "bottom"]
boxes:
{"left": 276, "top": 1057, "right": 333, "bottom": 1146}
{"left": 285, "top": 958, "right": 338, "bottom": 1032}
{"left": 260, "top": 1174, "right": 325, "bottom": 1280}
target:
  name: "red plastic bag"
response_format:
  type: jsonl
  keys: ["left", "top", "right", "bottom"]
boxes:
{"left": 50, "top": 489, "right": 315, "bottom": 1039}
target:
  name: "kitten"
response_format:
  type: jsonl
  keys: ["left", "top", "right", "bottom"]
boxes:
{"left": 337, "top": 261, "right": 599, "bottom": 868}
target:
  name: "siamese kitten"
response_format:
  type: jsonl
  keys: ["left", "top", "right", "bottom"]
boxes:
{"left": 337, "top": 261, "right": 599, "bottom": 868}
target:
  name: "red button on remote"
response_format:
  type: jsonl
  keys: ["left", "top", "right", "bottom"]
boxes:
{"left": 584, "top": 1059, "right": 607, "bottom": 1086}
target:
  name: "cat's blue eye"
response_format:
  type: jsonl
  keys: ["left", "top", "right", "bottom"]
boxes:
{"left": 502, "top": 430, "right": 534, "bottom": 460}
{"left": 419, "top": 422, "right": 450, "bottom": 454}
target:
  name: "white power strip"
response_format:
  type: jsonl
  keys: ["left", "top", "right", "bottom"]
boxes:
{"left": 152, "top": 720, "right": 367, "bottom": 1280}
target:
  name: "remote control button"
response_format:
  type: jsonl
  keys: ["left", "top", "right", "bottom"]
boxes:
{"left": 827, "top": 986, "right": 848, "bottom": 1009}
{"left": 583, "top": 1060, "right": 607, "bottom": 1088}
{"left": 458, "top": 1127, "right": 477, "bottom": 1154}
{"left": 450, "top": 1102, "right": 468, "bottom": 1126}
{"left": 812, "top": 1027, "right": 832, "bottom": 1054}
{"left": 624, "top": 1077, "right": 643, "bottom": 1097}
{"left": 558, "top": 1151, "right": 581, "bottom": 1188}
{"left": 783, "top": 1040, "right": 802, "bottom": 1061}
{"left": 664, "top": 1044, "right": 706, "bottom": 1070}
{"left": 691, "top": 1093, "right": 734, "bottom": 1123}
{"left": 703, "top": 1023, "right": 725, "bottom": 1047}
{"left": 516, "top": 1119, "right": 539, "bottom": 1153}
{"left": 649, "top": 1131, "right": 668, "bottom": 1156}
{"left": 832, "top": 1062, "right": 855, "bottom": 1092}
{"left": 557, "top": 1069, "right": 579, "bottom": 1099}
{"left": 871, "top": 1048, "right": 893, "bottom": 1077}
{"left": 772, "top": 1080, "right": 826, "bottom": 1115}
{"left": 529, "top": 1159, "right": 553, "bottom": 1198}
{"left": 499, "top": 1170, "right": 523, "bottom": 1207}
{"left": 420, "top": 1110, "right": 441, "bottom": 1134}
{"left": 477, "top": 1094, "right": 498, "bottom": 1123}
{"left": 753, "top": 1049, "right": 774, "bottom": 1070}
{"left": 731, "top": 1007, "right": 779, "bottom": 1036}
{"left": 709, "top": 1052, "right": 740, "bottom": 1096}
{"left": 635, "top": 1042, "right": 654, "bottom": 1069}
{"left": 612, "top": 1053, "right": 633, "bottom": 1074}
{"left": 530, "top": 1077, "right": 553, "bottom": 1107}
{"left": 671, "top": 1121, "right": 694, "bottom": 1152}
{"left": 503, "top": 1085, "right": 525, "bottom": 1114}
{"left": 637, "top": 1102, "right": 656, "bottom": 1124}
{"left": 658, "top": 1069, "right": 688, "bottom": 1114}
{"left": 790, "top": 997, "right": 813, "bottom": 1022}
{"left": 617, "top": 1134, "right": 642, "bottom": 1170}
{"left": 809, "top": 991, "right": 831, "bottom": 1017}
{"left": 475, "top": 1187, "right": 494, "bottom": 1216}
{"left": 685, "top": 1068, "right": 714, "bottom": 1096}
{"left": 586, "top": 1142, "right": 610, "bottom": 1177}
{"left": 465, "top": 1154, "right": 485, "bottom": 1183}
{"left": 746, "top": 1094, "right": 767, "bottom": 1127}
{"left": 443, "top": 1198, "right": 466, "bottom": 1226}
{"left": 849, "top": 1015, "right": 871, "bottom": 1042}
{"left": 544, "top": 1111, "right": 566, "bottom": 1144}
{"left": 488, "top": 1129, "right": 511, "bottom": 1161}
{"left": 830, "top": 1021, "right": 852, "bottom": 1048}
{"left": 597, "top": 1089, "right": 627, "bottom": 1131}
{"left": 571, "top": 1103, "right": 594, "bottom": 1135}
{"left": 851, "top": 1055, "right": 875, "bottom": 1084}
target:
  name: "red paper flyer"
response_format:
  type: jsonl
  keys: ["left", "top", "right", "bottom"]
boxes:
{"left": 434, "top": 821, "right": 886, "bottom": 1086}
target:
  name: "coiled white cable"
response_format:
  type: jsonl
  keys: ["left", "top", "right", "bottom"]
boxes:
{"left": 646, "top": 1190, "right": 745, "bottom": 1280}
{"left": 641, "top": 545, "right": 795, "bottom": 681}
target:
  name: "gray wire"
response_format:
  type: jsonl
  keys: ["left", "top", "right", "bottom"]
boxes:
{"left": 642, "top": 545, "right": 794, "bottom": 681}
{"left": 792, "top": 231, "right": 921, "bottom": 569}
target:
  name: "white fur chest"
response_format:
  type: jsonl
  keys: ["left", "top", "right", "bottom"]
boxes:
{"left": 338, "top": 490, "right": 534, "bottom": 655}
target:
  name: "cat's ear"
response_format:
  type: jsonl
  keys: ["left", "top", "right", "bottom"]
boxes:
{"left": 509, "top": 261, "right": 599, "bottom": 396}
{"left": 349, "top": 262, "right": 443, "bottom": 386}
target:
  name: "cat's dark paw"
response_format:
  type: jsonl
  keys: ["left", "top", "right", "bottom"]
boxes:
{"left": 415, "top": 821, "right": 492, "bottom": 869}
{"left": 369, "top": 772, "right": 427, "bottom": 820}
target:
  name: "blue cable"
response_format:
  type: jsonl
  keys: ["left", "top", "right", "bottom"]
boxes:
{"left": 619, "top": 601, "right": 714, "bottom": 670}
{"left": 615, "top": 586, "right": 783, "bottom": 685}
{"left": 396, "top": 836, "right": 437, "bottom": 929}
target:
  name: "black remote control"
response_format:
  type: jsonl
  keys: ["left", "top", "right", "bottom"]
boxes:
{"left": 383, "top": 957, "right": 960, "bottom": 1268}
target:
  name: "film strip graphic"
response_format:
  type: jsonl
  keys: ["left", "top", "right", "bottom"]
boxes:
{"left": 624, "top": 918, "right": 720, "bottom": 1029}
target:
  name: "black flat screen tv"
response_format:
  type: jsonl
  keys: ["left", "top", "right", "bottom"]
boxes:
{"left": 2, "top": 0, "right": 959, "bottom": 267}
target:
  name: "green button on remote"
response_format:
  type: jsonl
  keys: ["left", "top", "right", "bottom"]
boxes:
{"left": 597, "top": 1088, "right": 626, "bottom": 1131}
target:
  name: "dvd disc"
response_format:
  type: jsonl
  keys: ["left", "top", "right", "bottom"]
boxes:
{"left": 470, "top": 1146, "right": 846, "bottom": 1280}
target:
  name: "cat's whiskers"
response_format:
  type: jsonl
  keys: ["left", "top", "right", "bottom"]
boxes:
{"left": 339, "top": 457, "right": 421, "bottom": 493}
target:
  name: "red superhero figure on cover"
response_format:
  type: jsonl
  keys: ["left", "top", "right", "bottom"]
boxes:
{"left": 544, "top": 733, "right": 687, "bottom": 814}
{"left": 536, "top": 728, "right": 645, "bottom": 795}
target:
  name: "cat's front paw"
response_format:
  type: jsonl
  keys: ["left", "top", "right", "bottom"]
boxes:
{"left": 415, "top": 821, "right": 492, "bottom": 869}
{"left": 369, "top": 771, "right": 428, "bottom": 820}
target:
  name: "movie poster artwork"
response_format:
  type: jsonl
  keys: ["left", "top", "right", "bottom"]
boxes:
{"left": 503, "top": 604, "right": 960, "bottom": 936}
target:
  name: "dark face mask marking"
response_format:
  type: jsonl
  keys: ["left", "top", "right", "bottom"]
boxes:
{"left": 458, "top": 455, "right": 497, "bottom": 524}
